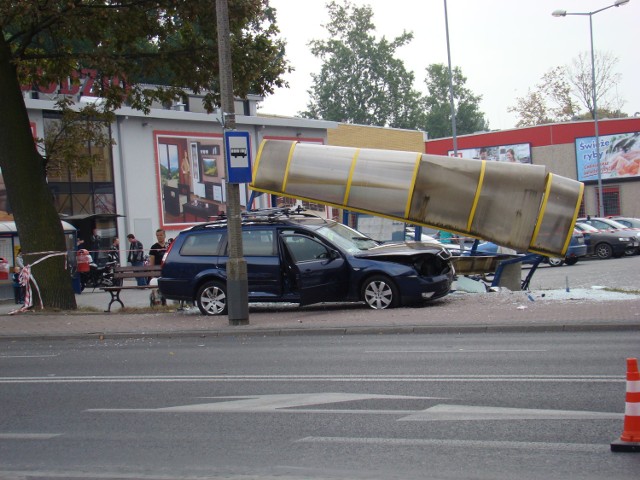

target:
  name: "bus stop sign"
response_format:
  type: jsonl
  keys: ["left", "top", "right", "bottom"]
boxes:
{"left": 224, "top": 131, "right": 252, "bottom": 183}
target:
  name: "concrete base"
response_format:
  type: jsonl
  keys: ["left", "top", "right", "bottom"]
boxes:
{"left": 497, "top": 262, "right": 522, "bottom": 291}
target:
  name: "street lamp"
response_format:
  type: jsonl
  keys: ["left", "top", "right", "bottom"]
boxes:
{"left": 552, "top": 0, "right": 630, "bottom": 217}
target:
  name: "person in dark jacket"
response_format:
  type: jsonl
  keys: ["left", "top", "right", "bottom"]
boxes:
{"left": 126, "top": 233, "right": 147, "bottom": 286}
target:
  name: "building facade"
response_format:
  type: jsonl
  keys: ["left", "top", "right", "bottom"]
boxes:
{"left": 424, "top": 118, "right": 640, "bottom": 219}
{"left": 3, "top": 83, "right": 638, "bottom": 265}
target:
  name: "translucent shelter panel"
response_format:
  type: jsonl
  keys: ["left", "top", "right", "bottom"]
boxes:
{"left": 253, "top": 140, "right": 292, "bottom": 193}
{"left": 408, "top": 155, "right": 483, "bottom": 233}
{"left": 285, "top": 143, "right": 353, "bottom": 205}
{"left": 470, "top": 161, "right": 547, "bottom": 250}
{"left": 348, "top": 149, "right": 418, "bottom": 217}
{"left": 530, "top": 174, "right": 583, "bottom": 255}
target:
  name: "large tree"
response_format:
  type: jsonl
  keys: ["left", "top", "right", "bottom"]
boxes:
{"left": 0, "top": 0, "right": 290, "bottom": 310}
{"left": 509, "top": 51, "right": 626, "bottom": 127}
{"left": 302, "top": 0, "right": 426, "bottom": 130}
{"left": 422, "top": 63, "right": 488, "bottom": 139}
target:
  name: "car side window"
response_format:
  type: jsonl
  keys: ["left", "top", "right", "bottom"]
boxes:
{"left": 180, "top": 231, "right": 224, "bottom": 256}
{"left": 282, "top": 234, "right": 330, "bottom": 263}
{"left": 241, "top": 229, "right": 276, "bottom": 256}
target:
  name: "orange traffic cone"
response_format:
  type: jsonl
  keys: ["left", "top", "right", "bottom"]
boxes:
{"left": 611, "top": 357, "right": 640, "bottom": 452}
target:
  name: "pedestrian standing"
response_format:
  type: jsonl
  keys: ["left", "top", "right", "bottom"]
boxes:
{"left": 148, "top": 228, "right": 168, "bottom": 305}
{"left": 109, "top": 237, "right": 121, "bottom": 264}
{"left": 127, "top": 233, "right": 147, "bottom": 286}
{"left": 149, "top": 228, "right": 168, "bottom": 266}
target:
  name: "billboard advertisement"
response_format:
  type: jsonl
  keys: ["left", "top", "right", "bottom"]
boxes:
{"left": 575, "top": 131, "right": 640, "bottom": 182}
{"left": 155, "top": 132, "right": 249, "bottom": 228}
{"left": 448, "top": 143, "right": 531, "bottom": 164}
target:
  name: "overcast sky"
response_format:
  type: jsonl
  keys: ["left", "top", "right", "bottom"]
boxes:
{"left": 259, "top": 0, "right": 640, "bottom": 133}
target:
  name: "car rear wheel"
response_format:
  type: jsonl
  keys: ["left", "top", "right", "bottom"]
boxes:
{"left": 564, "top": 257, "right": 579, "bottom": 266}
{"left": 594, "top": 242, "right": 613, "bottom": 259}
{"left": 361, "top": 275, "right": 399, "bottom": 310}
{"left": 547, "top": 257, "right": 564, "bottom": 267}
{"left": 196, "top": 280, "right": 228, "bottom": 315}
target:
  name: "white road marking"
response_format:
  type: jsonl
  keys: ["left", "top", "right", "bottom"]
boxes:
{"left": 0, "top": 374, "right": 623, "bottom": 384}
{"left": 86, "top": 393, "right": 622, "bottom": 421}
{"left": 365, "top": 349, "right": 548, "bottom": 353}
{"left": 398, "top": 404, "right": 622, "bottom": 421}
{"left": 0, "top": 354, "right": 59, "bottom": 358}
{"left": 297, "top": 436, "right": 608, "bottom": 453}
{"left": 88, "top": 393, "right": 445, "bottom": 413}
{"left": 0, "top": 433, "right": 61, "bottom": 440}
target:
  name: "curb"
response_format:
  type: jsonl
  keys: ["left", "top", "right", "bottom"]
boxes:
{"left": 1, "top": 322, "right": 639, "bottom": 342}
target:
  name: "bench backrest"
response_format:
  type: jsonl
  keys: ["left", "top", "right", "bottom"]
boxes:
{"left": 114, "top": 264, "right": 162, "bottom": 279}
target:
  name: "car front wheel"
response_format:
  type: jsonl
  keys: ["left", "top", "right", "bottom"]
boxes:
{"left": 361, "top": 275, "right": 399, "bottom": 310}
{"left": 594, "top": 243, "right": 613, "bottom": 259}
{"left": 547, "top": 257, "right": 564, "bottom": 267}
{"left": 196, "top": 280, "right": 228, "bottom": 315}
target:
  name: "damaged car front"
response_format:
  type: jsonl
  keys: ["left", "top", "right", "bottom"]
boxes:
{"left": 351, "top": 241, "right": 455, "bottom": 307}
{"left": 299, "top": 219, "right": 455, "bottom": 309}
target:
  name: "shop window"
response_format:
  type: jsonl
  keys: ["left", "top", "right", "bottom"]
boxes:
{"left": 71, "top": 193, "right": 93, "bottom": 215}
{"left": 596, "top": 186, "right": 620, "bottom": 216}
{"left": 43, "top": 112, "right": 116, "bottom": 216}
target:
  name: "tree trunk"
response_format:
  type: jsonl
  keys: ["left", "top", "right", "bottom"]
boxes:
{"left": 0, "top": 36, "right": 77, "bottom": 310}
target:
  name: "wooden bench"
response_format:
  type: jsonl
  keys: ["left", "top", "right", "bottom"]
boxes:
{"left": 102, "top": 265, "right": 163, "bottom": 312}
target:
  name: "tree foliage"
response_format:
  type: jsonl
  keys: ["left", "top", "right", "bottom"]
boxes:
{"left": 301, "top": 0, "right": 426, "bottom": 130}
{"left": 0, "top": 0, "right": 290, "bottom": 310}
{"left": 302, "top": 1, "right": 488, "bottom": 139}
{"left": 422, "top": 64, "right": 488, "bottom": 139}
{"left": 509, "top": 51, "right": 625, "bottom": 127}
{"left": 40, "top": 99, "right": 116, "bottom": 177}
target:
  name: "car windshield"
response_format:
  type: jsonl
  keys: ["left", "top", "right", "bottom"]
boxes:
{"left": 603, "top": 219, "right": 631, "bottom": 229}
{"left": 576, "top": 223, "right": 599, "bottom": 232}
{"left": 313, "top": 222, "right": 380, "bottom": 253}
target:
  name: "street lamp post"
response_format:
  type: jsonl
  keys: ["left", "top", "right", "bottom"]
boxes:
{"left": 552, "top": 0, "right": 630, "bottom": 218}
{"left": 444, "top": 0, "right": 458, "bottom": 156}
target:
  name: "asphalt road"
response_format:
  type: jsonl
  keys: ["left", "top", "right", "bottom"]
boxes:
{"left": 1, "top": 330, "right": 639, "bottom": 480}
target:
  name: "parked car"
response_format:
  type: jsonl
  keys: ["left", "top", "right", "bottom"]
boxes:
{"left": 159, "top": 208, "right": 455, "bottom": 315}
{"left": 609, "top": 216, "right": 640, "bottom": 229}
{"left": 546, "top": 228, "right": 588, "bottom": 266}
{"left": 573, "top": 222, "right": 638, "bottom": 259}
{"left": 404, "top": 227, "right": 475, "bottom": 256}
{"left": 462, "top": 228, "right": 586, "bottom": 266}
{"left": 577, "top": 217, "right": 640, "bottom": 254}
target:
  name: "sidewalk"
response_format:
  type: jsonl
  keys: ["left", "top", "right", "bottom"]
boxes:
{"left": 0, "top": 284, "right": 639, "bottom": 340}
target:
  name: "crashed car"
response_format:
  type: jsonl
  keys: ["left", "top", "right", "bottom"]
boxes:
{"left": 159, "top": 208, "right": 454, "bottom": 315}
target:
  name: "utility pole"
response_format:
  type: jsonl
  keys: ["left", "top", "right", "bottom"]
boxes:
{"left": 216, "top": 0, "right": 249, "bottom": 325}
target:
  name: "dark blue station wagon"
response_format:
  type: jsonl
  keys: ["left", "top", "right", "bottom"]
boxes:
{"left": 159, "top": 209, "right": 454, "bottom": 315}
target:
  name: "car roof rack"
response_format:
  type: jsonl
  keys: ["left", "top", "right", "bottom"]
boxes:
{"left": 242, "top": 205, "right": 319, "bottom": 220}
{"left": 187, "top": 205, "right": 324, "bottom": 231}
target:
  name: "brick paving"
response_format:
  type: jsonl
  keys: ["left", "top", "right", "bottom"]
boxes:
{"left": 0, "top": 285, "right": 638, "bottom": 340}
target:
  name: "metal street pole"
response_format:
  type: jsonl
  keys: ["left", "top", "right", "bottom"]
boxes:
{"left": 587, "top": 14, "right": 605, "bottom": 217}
{"left": 552, "top": 0, "right": 630, "bottom": 217}
{"left": 216, "top": 0, "right": 249, "bottom": 325}
{"left": 444, "top": 0, "right": 458, "bottom": 156}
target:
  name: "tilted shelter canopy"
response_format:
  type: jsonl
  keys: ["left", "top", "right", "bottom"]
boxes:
{"left": 250, "top": 140, "right": 583, "bottom": 257}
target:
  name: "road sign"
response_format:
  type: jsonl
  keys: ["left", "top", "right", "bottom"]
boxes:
{"left": 224, "top": 131, "right": 252, "bottom": 183}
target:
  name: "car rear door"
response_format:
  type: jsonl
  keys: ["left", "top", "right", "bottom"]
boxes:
{"left": 221, "top": 227, "right": 282, "bottom": 298}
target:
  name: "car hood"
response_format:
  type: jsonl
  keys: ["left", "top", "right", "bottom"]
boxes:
{"left": 354, "top": 241, "right": 452, "bottom": 260}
